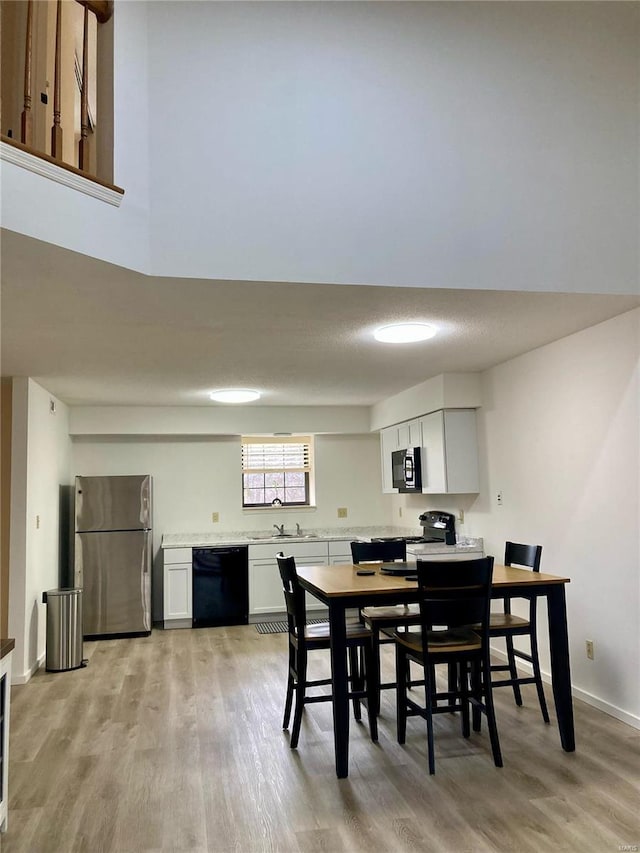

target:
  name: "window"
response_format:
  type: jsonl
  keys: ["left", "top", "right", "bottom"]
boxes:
{"left": 242, "top": 436, "right": 313, "bottom": 508}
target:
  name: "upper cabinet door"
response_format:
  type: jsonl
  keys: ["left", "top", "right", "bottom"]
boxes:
{"left": 380, "top": 426, "right": 400, "bottom": 493}
{"left": 396, "top": 419, "right": 421, "bottom": 451}
{"left": 419, "top": 411, "right": 447, "bottom": 493}
{"left": 419, "top": 409, "right": 479, "bottom": 494}
{"left": 407, "top": 418, "right": 422, "bottom": 448}
{"left": 442, "top": 410, "right": 480, "bottom": 493}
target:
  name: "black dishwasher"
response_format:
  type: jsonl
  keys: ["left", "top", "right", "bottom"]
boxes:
{"left": 192, "top": 547, "right": 249, "bottom": 628}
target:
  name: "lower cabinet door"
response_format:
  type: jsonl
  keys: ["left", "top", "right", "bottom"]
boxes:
{"left": 164, "top": 563, "right": 192, "bottom": 620}
{"left": 249, "top": 560, "right": 284, "bottom": 615}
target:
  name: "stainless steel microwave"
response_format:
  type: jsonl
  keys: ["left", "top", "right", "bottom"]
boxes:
{"left": 391, "top": 447, "right": 422, "bottom": 493}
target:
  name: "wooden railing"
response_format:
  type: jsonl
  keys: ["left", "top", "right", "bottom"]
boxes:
{"left": 2, "top": 0, "right": 117, "bottom": 186}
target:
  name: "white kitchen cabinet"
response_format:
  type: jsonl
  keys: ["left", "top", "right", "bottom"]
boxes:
{"left": 380, "top": 426, "right": 400, "bottom": 494}
{"left": 328, "top": 539, "right": 353, "bottom": 565}
{"left": 163, "top": 547, "right": 192, "bottom": 628}
{"left": 249, "top": 540, "right": 328, "bottom": 616}
{"left": 419, "top": 409, "right": 479, "bottom": 494}
{"left": 397, "top": 418, "right": 422, "bottom": 450}
{"left": 249, "top": 558, "right": 285, "bottom": 615}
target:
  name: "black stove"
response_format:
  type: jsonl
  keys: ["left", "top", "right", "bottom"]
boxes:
{"left": 371, "top": 511, "right": 456, "bottom": 546}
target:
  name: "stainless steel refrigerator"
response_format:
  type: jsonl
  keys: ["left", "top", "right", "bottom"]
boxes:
{"left": 74, "top": 475, "right": 152, "bottom": 637}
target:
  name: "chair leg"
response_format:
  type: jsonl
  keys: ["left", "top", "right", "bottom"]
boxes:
{"left": 290, "top": 648, "right": 307, "bottom": 749}
{"left": 396, "top": 644, "right": 408, "bottom": 745}
{"left": 530, "top": 627, "right": 551, "bottom": 723}
{"left": 282, "top": 643, "right": 296, "bottom": 729}
{"left": 283, "top": 672, "right": 295, "bottom": 730}
{"left": 424, "top": 657, "right": 436, "bottom": 775}
{"left": 371, "top": 627, "right": 382, "bottom": 716}
{"left": 447, "top": 662, "right": 457, "bottom": 711}
{"left": 364, "top": 641, "right": 378, "bottom": 742}
{"left": 460, "top": 662, "right": 470, "bottom": 739}
{"left": 349, "top": 647, "right": 362, "bottom": 721}
{"left": 471, "top": 660, "right": 482, "bottom": 732}
{"left": 482, "top": 656, "right": 503, "bottom": 768}
{"left": 505, "top": 635, "right": 523, "bottom": 706}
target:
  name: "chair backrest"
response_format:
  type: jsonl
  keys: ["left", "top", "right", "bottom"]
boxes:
{"left": 276, "top": 553, "right": 306, "bottom": 636}
{"left": 504, "top": 541, "right": 542, "bottom": 572}
{"left": 415, "top": 556, "right": 495, "bottom": 644}
{"left": 351, "top": 539, "right": 406, "bottom": 564}
{"left": 503, "top": 542, "right": 542, "bottom": 615}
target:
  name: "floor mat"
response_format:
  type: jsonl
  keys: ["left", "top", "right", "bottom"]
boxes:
{"left": 255, "top": 618, "right": 327, "bottom": 634}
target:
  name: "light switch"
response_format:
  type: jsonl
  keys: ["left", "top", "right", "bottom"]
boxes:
{"left": 337, "top": 507, "right": 348, "bottom": 518}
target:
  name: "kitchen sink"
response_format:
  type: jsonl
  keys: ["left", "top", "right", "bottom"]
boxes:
{"left": 248, "top": 533, "right": 318, "bottom": 541}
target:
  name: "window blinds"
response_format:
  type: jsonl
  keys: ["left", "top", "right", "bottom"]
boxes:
{"left": 241, "top": 436, "right": 312, "bottom": 474}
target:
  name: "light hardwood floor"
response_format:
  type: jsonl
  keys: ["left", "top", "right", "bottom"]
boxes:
{"left": 5, "top": 626, "right": 640, "bottom": 853}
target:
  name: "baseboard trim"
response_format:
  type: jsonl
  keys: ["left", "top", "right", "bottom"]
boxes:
{"left": 570, "top": 685, "right": 640, "bottom": 730}
{"left": 11, "top": 652, "right": 45, "bottom": 685}
{"left": 490, "top": 645, "right": 640, "bottom": 731}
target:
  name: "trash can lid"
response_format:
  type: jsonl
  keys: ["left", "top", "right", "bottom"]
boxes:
{"left": 43, "top": 587, "right": 82, "bottom": 596}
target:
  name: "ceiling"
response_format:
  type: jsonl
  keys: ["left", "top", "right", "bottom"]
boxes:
{"left": 2, "top": 230, "right": 638, "bottom": 408}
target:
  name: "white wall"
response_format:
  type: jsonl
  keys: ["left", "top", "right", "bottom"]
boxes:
{"left": 394, "top": 309, "right": 640, "bottom": 725}
{"left": 68, "top": 405, "right": 371, "bottom": 436}
{"left": 147, "top": 2, "right": 639, "bottom": 293}
{"left": 2, "top": 3, "right": 636, "bottom": 296}
{"left": 70, "top": 431, "right": 389, "bottom": 619}
{"left": 70, "top": 432, "right": 388, "bottom": 535}
{"left": 8, "top": 380, "right": 72, "bottom": 681}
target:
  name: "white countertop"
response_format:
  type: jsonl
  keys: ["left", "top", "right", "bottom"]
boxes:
{"left": 408, "top": 540, "right": 484, "bottom": 555}
{"left": 162, "top": 527, "right": 409, "bottom": 548}
{"left": 162, "top": 529, "right": 482, "bottom": 551}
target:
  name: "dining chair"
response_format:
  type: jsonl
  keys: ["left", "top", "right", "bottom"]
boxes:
{"left": 489, "top": 541, "right": 549, "bottom": 722}
{"left": 392, "top": 556, "right": 503, "bottom": 774}
{"left": 276, "top": 553, "right": 378, "bottom": 748}
{"left": 351, "top": 540, "right": 421, "bottom": 716}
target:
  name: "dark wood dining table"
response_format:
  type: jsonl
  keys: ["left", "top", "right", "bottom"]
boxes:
{"left": 296, "top": 561, "right": 574, "bottom": 779}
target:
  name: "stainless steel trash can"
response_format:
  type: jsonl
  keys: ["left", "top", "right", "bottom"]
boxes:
{"left": 42, "top": 588, "right": 84, "bottom": 672}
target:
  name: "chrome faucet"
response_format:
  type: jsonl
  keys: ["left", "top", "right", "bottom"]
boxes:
{"left": 296, "top": 523, "right": 302, "bottom": 536}
{"left": 273, "top": 524, "right": 285, "bottom": 536}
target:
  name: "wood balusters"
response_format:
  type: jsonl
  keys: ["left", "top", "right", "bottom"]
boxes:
{"left": 76, "top": 0, "right": 114, "bottom": 25}
{"left": 51, "top": 0, "right": 63, "bottom": 159}
{"left": 78, "top": 2, "right": 90, "bottom": 172}
{"left": 7, "top": 0, "right": 115, "bottom": 179}
{"left": 20, "top": 0, "right": 33, "bottom": 146}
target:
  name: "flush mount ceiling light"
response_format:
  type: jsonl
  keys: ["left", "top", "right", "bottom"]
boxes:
{"left": 209, "top": 388, "right": 261, "bottom": 403}
{"left": 373, "top": 323, "right": 437, "bottom": 343}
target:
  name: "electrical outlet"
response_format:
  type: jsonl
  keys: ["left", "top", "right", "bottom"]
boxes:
{"left": 211, "top": 512, "right": 219, "bottom": 523}
{"left": 337, "top": 507, "right": 348, "bottom": 518}
{"left": 458, "top": 508, "right": 465, "bottom": 523}
{"left": 497, "top": 491, "right": 503, "bottom": 506}
{"left": 585, "top": 640, "right": 594, "bottom": 660}
{"left": 36, "top": 514, "right": 40, "bottom": 529}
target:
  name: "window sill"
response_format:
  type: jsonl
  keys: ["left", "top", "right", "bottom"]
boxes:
{"left": 242, "top": 506, "right": 317, "bottom": 514}
{"left": 1, "top": 136, "right": 124, "bottom": 207}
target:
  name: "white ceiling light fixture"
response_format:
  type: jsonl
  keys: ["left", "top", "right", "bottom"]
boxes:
{"left": 373, "top": 323, "right": 437, "bottom": 343}
{"left": 209, "top": 388, "right": 261, "bottom": 403}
